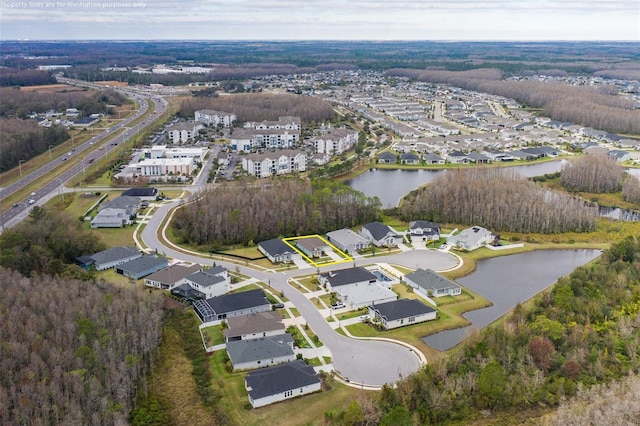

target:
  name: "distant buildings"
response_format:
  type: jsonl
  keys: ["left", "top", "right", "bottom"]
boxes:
{"left": 167, "top": 122, "right": 203, "bottom": 143}
{"left": 195, "top": 109, "right": 237, "bottom": 127}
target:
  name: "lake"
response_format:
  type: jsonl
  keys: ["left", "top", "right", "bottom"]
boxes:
{"left": 422, "top": 249, "right": 601, "bottom": 351}
{"left": 345, "top": 160, "right": 566, "bottom": 208}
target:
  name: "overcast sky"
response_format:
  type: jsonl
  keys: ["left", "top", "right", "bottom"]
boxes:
{"left": 1, "top": 0, "right": 638, "bottom": 41}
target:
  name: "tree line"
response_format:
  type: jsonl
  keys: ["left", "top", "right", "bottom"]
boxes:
{"left": 0, "top": 119, "right": 69, "bottom": 173}
{"left": 560, "top": 154, "right": 623, "bottom": 193}
{"left": 386, "top": 68, "right": 640, "bottom": 135}
{"left": 0, "top": 68, "right": 56, "bottom": 86}
{"left": 328, "top": 236, "right": 640, "bottom": 424}
{"left": 179, "top": 93, "right": 335, "bottom": 124}
{"left": 400, "top": 167, "right": 597, "bottom": 234}
{"left": 172, "top": 178, "right": 381, "bottom": 248}
{"left": 0, "top": 267, "right": 163, "bottom": 425}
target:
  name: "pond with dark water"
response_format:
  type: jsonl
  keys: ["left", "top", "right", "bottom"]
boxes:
{"left": 422, "top": 249, "right": 601, "bottom": 351}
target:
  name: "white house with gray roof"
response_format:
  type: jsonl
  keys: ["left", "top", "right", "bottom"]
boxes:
{"left": 224, "top": 311, "right": 286, "bottom": 343}
{"left": 194, "top": 289, "right": 271, "bottom": 325}
{"left": 404, "top": 268, "right": 462, "bottom": 298}
{"left": 447, "top": 226, "right": 495, "bottom": 251}
{"left": 258, "top": 238, "right": 299, "bottom": 264}
{"left": 245, "top": 360, "right": 321, "bottom": 408}
{"left": 319, "top": 266, "right": 397, "bottom": 309}
{"left": 82, "top": 246, "right": 142, "bottom": 271}
{"left": 116, "top": 255, "right": 169, "bottom": 279}
{"left": 359, "top": 221, "right": 402, "bottom": 247}
{"left": 369, "top": 299, "right": 437, "bottom": 329}
{"left": 144, "top": 263, "right": 202, "bottom": 290}
{"left": 226, "top": 334, "right": 295, "bottom": 371}
{"left": 180, "top": 265, "right": 230, "bottom": 299}
{"left": 326, "top": 229, "right": 370, "bottom": 254}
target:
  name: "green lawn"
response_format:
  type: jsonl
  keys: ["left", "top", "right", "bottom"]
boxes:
{"left": 201, "top": 325, "right": 224, "bottom": 347}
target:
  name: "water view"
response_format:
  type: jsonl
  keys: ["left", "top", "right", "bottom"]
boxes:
{"left": 422, "top": 249, "right": 601, "bottom": 351}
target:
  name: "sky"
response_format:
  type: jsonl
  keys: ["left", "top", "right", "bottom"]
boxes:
{"left": 0, "top": 0, "right": 638, "bottom": 41}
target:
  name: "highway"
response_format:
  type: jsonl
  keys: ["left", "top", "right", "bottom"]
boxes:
{"left": 0, "top": 80, "right": 168, "bottom": 231}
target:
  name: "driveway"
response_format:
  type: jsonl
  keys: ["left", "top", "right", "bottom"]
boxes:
{"left": 141, "top": 201, "right": 459, "bottom": 386}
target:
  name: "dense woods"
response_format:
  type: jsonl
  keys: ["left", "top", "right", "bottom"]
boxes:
{"left": 386, "top": 68, "right": 640, "bottom": 135}
{"left": 329, "top": 237, "right": 640, "bottom": 425}
{"left": 0, "top": 68, "right": 56, "bottom": 86}
{"left": 0, "top": 207, "right": 106, "bottom": 277}
{"left": 0, "top": 118, "right": 69, "bottom": 172}
{"left": 560, "top": 155, "right": 623, "bottom": 193}
{"left": 179, "top": 93, "right": 335, "bottom": 124}
{"left": 400, "top": 168, "right": 597, "bottom": 234}
{"left": 172, "top": 178, "right": 381, "bottom": 247}
{"left": 623, "top": 175, "right": 640, "bottom": 204}
{"left": 0, "top": 268, "right": 163, "bottom": 424}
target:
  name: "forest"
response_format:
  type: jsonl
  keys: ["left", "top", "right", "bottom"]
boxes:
{"left": 560, "top": 154, "right": 623, "bottom": 193}
{"left": 171, "top": 178, "right": 381, "bottom": 248}
{"left": 385, "top": 68, "right": 640, "bottom": 135}
{"left": 0, "top": 267, "right": 163, "bottom": 425}
{"left": 179, "top": 93, "right": 335, "bottom": 124}
{"left": 324, "top": 236, "right": 640, "bottom": 424}
{"left": 400, "top": 168, "right": 597, "bottom": 234}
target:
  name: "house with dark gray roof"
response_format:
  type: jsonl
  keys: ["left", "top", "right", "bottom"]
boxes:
{"left": 400, "top": 152, "right": 420, "bottom": 165}
{"left": 226, "top": 334, "right": 295, "bottom": 371}
{"left": 319, "top": 267, "right": 377, "bottom": 290}
{"left": 409, "top": 220, "right": 440, "bottom": 241}
{"left": 181, "top": 266, "right": 230, "bottom": 299}
{"left": 467, "top": 151, "right": 491, "bottom": 164}
{"left": 224, "top": 311, "right": 286, "bottom": 343}
{"left": 326, "top": 229, "right": 370, "bottom": 254}
{"left": 245, "top": 360, "right": 321, "bottom": 408}
{"left": 423, "top": 153, "right": 445, "bottom": 164}
{"left": 295, "top": 237, "right": 329, "bottom": 259}
{"left": 193, "top": 289, "right": 271, "bottom": 325}
{"left": 80, "top": 246, "right": 142, "bottom": 271}
{"left": 258, "top": 238, "right": 297, "bottom": 264}
{"left": 144, "top": 263, "right": 202, "bottom": 290}
{"left": 91, "top": 196, "right": 141, "bottom": 228}
{"left": 446, "top": 151, "right": 469, "bottom": 164}
{"left": 121, "top": 187, "right": 158, "bottom": 200}
{"left": 116, "top": 255, "right": 169, "bottom": 279}
{"left": 404, "top": 268, "right": 462, "bottom": 298}
{"left": 377, "top": 151, "right": 397, "bottom": 164}
{"left": 608, "top": 150, "right": 631, "bottom": 162}
{"left": 369, "top": 299, "right": 437, "bottom": 330}
{"left": 359, "top": 221, "right": 402, "bottom": 247}
{"left": 319, "top": 266, "right": 397, "bottom": 309}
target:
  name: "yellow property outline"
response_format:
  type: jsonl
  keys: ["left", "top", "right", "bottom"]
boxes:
{"left": 282, "top": 235, "right": 354, "bottom": 267}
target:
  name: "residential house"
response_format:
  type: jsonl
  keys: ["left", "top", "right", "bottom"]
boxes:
{"left": 121, "top": 187, "right": 158, "bottom": 200}
{"left": 319, "top": 267, "right": 397, "bottom": 309}
{"left": 447, "top": 226, "right": 496, "bottom": 251}
{"left": 377, "top": 152, "right": 397, "bottom": 164}
{"left": 404, "top": 268, "right": 462, "bottom": 297}
{"left": 400, "top": 152, "right": 420, "bottom": 165}
{"left": 258, "top": 238, "right": 298, "bottom": 264}
{"left": 194, "top": 109, "right": 236, "bottom": 127}
{"left": 226, "top": 334, "right": 295, "bottom": 371}
{"left": 181, "top": 266, "right": 230, "bottom": 299}
{"left": 359, "top": 221, "right": 402, "bottom": 247}
{"left": 369, "top": 299, "right": 437, "bottom": 329}
{"left": 144, "top": 263, "right": 202, "bottom": 290}
{"left": 467, "top": 151, "right": 491, "bottom": 164}
{"left": 90, "top": 195, "right": 141, "bottom": 228}
{"left": 508, "top": 150, "right": 536, "bottom": 161}
{"left": 422, "top": 153, "right": 445, "bottom": 165}
{"left": 446, "top": 151, "right": 469, "bottom": 164}
{"left": 224, "top": 311, "right": 286, "bottom": 343}
{"left": 193, "top": 289, "right": 271, "bottom": 325}
{"left": 116, "top": 255, "right": 169, "bottom": 279}
{"left": 245, "top": 360, "right": 321, "bottom": 408}
{"left": 409, "top": 220, "right": 440, "bottom": 241}
{"left": 609, "top": 150, "right": 631, "bottom": 162}
{"left": 325, "top": 229, "right": 370, "bottom": 254}
{"left": 78, "top": 246, "right": 142, "bottom": 271}
{"left": 295, "top": 237, "right": 329, "bottom": 259}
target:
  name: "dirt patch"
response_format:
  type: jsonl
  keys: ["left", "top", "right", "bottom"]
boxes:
{"left": 20, "top": 84, "right": 86, "bottom": 93}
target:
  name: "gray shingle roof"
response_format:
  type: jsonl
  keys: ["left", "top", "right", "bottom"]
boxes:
{"left": 370, "top": 299, "right": 435, "bottom": 321}
{"left": 89, "top": 246, "right": 141, "bottom": 266}
{"left": 362, "top": 221, "right": 398, "bottom": 241}
{"left": 321, "top": 267, "right": 377, "bottom": 287}
{"left": 206, "top": 289, "right": 270, "bottom": 315}
{"left": 117, "top": 255, "right": 168, "bottom": 275}
{"left": 226, "top": 334, "right": 294, "bottom": 366}
{"left": 245, "top": 360, "right": 320, "bottom": 400}
{"left": 185, "top": 269, "right": 226, "bottom": 288}
{"left": 258, "top": 238, "right": 294, "bottom": 257}
{"left": 405, "top": 268, "right": 461, "bottom": 292}
{"left": 224, "top": 311, "right": 284, "bottom": 340}
{"left": 145, "top": 264, "right": 202, "bottom": 285}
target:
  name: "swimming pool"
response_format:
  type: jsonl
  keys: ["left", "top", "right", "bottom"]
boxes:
{"left": 372, "top": 270, "right": 392, "bottom": 282}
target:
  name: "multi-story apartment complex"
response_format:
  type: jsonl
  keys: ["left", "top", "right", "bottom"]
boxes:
{"left": 194, "top": 109, "right": 237, "bottom": 127}
{"left": 241, "top": 149, "right": 307, "bottom": 178}
{"left": 312, "top": 127, "right": 359, "bottom": 155}
{"left": 167, "top": 122, "right": 203, "bottom": 143}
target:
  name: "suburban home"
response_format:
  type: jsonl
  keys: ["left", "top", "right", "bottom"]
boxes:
{"left": 90, "top": 195, "right": 141, "bottom": 228}
{"left": 325, "top": 229, "right": 370, "bottom": 254}
{"left": 121, "top": 187, "right": 158, "bottom": 200}
{"left": 319, "top": 267, "right": 397, "bottom": 309}
{"left": 377, "top": 152, "right": 397, "bottom": 164}
{"left": 609, "top": 150, "right": 631, "bottom": 162}
{"left": 447, "top": 151, "right": 469, "bottom": 164}
{"left": 422, "top": 153, "right": 445, "bottom": 164}
{"left": 258, "top": 238, "right": 298, "bottom": 264}
{"left": 193, "top": 289, "right": 271, "bottom": 325}
{"left": 144, "top": 263, "right": 202, "bottom": 290}
{"left": 400, "top": 152, "right": 420, "bottom": 165}
{"left": 180, "top": 266, "right": 230, "bottom": 299}
{"left": 508, "top": 150, "right": 536, "bottom": 161}
{"left": 359, "top": 221, "right": 402, "bottom": 247}
{"left": 447, "top": 226, "right": 496, "bottom": 251}
{"left": 404, "top": 268, "right": 462, "bottom": 298}
{"left": 226, "top": 334, "right": 296, "bottom": 371}
{"left": 467, "top": 151, "right": 491, "bottom": 164}
{"left": 369, "top": 299, "right": 437, "bottom": 329}
{"left": 78, "top": 246, "right": 142, "bottom": 271}
{"left": 224, "top": 311, "right": 286, "bottom": 343}
{"left": 116, "top": 255, "right": 169, "bottom": 279}
{"left": 295, "top": 237, "right": 329, "bottom": 259}
{"left": 194, "top": 109, "right": 237, "bottom": 127}
{"left": 409, "top": 220, "right": 440, "bottom": 241}
{"left": 245, "top": 360, "right": 321, "bottom": 408}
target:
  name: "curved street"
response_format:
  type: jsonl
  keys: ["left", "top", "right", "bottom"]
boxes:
{"left": 141, "top": 199, "right": 459, "bottom": 387}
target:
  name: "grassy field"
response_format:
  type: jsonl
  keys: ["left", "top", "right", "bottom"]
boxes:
{"left": 201, "top": 325, "right": 224, "bottom": 347}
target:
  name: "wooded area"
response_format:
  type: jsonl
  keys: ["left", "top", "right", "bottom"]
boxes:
{"left": 328, "top": 237, "right": 640, "bottom": 425}
{"left": 386, "top": 68, "right": 640, "bottom": 135}
{"left": 400, "top": 168, "right": 597, "bottom": 234}
{"left": 0, "top": 268, "right": 163, "bottom": 424}
{"left": 172, "top": 178, "right": 381, "bottom": 247}
{"left": 560, "top": 155, "right": 623, "bottom": 193}
{"left": 179, "top": 93, "right": 335, "bottom": 124}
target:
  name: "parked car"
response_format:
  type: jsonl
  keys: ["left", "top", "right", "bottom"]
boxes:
{"left": 272, "top": 303, "right": 285, "bottom": 309}
{"left": 331, "top": 302, "right": 346, "bottom": 310}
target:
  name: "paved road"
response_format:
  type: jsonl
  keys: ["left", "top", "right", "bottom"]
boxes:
{"left": 141, "top": 200, "right": 458, "bottom": 386}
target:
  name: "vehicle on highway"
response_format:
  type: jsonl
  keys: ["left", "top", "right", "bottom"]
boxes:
{"left": 88, "top": 158, "right": 94, "bottom": 163}
{"left": 13, "top": 203, "right": 19, "bottom": 208}
{"left": 28, "top": 199, "right": 35, "bottom": 204}
{"left": 30, "top": 192, "right": 36, "bottom": 196}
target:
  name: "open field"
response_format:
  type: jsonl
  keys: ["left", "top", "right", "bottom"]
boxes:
{"left": 20, "top": 84, "right": 87, "bottom": 92}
